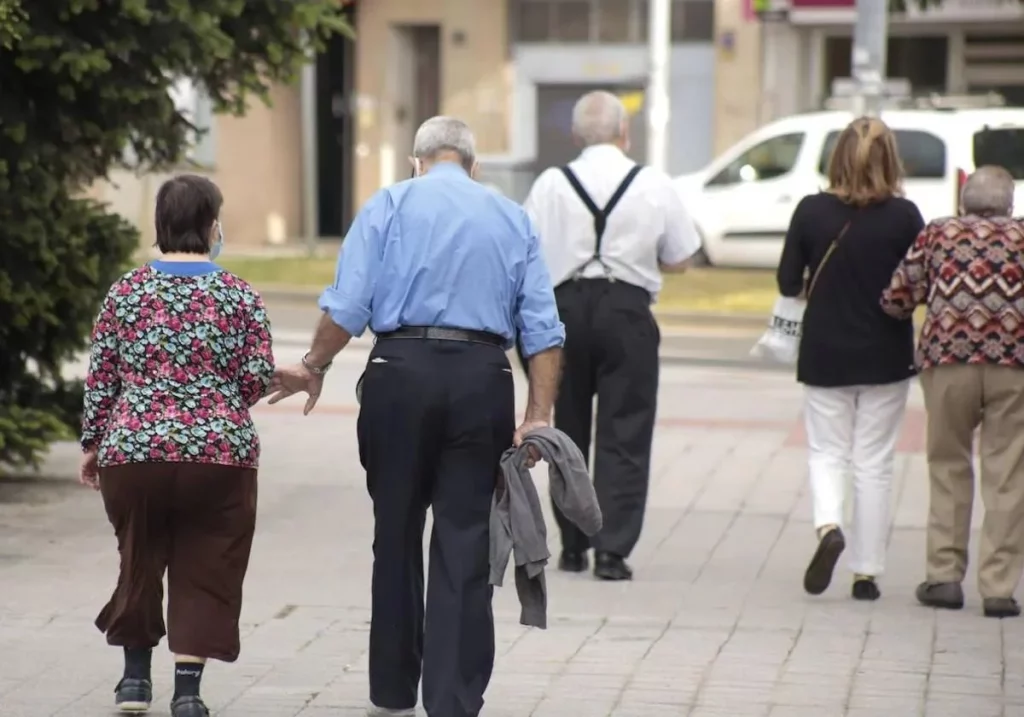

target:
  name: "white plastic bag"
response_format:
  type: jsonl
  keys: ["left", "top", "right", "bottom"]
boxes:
{"left": 749, "top": 296, "right": 806, "bottom": 365}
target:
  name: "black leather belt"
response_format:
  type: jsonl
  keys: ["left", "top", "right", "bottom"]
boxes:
{"left": 376, "top": 326, "right": 505, "bottom": 347}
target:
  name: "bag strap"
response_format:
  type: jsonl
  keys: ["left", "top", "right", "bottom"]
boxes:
{"left": 807, "top": 219, "right": 852, "bottom": 299}
{"left": 560, "top": 164, "right": 645, "bottom": 276}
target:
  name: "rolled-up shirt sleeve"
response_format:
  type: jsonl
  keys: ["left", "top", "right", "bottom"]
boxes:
{"left": 657, "top": 178, "right": 702, "bottom": 266}
{"left": 516, "top": 216, "right": 566, "bottom": 358}
{"left": 318, "top": 190, "right": 390, "bottom": 336}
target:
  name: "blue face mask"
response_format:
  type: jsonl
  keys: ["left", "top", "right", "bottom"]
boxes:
{"left": 210, "top": 222, "right": 224, "bottom": 261}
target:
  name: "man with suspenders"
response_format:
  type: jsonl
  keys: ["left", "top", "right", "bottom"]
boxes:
{"left": 521, "top": 90, "right": 702, "bottom": 580}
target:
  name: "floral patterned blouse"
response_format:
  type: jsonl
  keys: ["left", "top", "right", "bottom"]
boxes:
{"left": 81, "top": 261, "right": 275, "bottom": 468}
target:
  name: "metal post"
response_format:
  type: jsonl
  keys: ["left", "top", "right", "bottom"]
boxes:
{"left": 851, "top": 0, "right": 889, "bottom": 117}
{"left": 646, "top": 0, "right": 671, "bottom": 173}
{"left": 299, "top": 58, "right": 319, "bottom": 254}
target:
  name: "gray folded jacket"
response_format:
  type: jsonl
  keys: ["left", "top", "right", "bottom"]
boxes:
{"left": 490, "top": 426, "right": 603, "bottom": 629}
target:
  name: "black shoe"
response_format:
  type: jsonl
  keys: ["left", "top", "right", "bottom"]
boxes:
{"left": 170, "top": 695, "right": 210, "bottom": 717}
{"left": 803, "top": 527, "right": 845, "bottom": 595}
{"left": 115, "top": 677, "right": 152, "bottom": 713}
{"left": 915, "top": 581, "right": 965, "bottom": 610}
{"left": 594, "top": 552, "right": 633, "bottom": 581}
{"left": 558, "top": 550, "right": 588, "bottom": 573}
{"left": 852, "top": 578, "right": 881, "bottom": 601}
{"left": 983, "top": 597, "right": 1021, "bottom": 618}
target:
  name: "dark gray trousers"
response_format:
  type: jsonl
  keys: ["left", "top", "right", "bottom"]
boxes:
{"left": 531, "top": 279, "right": 660, "bottom": 558}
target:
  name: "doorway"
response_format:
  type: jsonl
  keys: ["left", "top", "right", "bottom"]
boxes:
{"left": 315, "top": 4, "right": 356, "bottom": 238}
{"left": 382, "top": 24, "right": 441, "bottom": 186}
{"left": 534, "top": 84, "right": 648, "bottom": 173}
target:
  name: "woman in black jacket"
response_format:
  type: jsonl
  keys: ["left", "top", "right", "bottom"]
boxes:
{"left": 777, "top": 117, "right": 924, "bottom": 601}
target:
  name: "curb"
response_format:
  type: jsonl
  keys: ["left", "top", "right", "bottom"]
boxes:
{"left": 258, "top": 285, "right": 323, "bottom": 303}
{"left": 655, "top": 311, "right": 766, "bottom": 329}
{"left": 257, "top": 286, "right": 770, "bottom": 328}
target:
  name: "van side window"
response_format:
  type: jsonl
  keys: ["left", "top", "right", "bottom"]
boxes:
{"left": 974, "top": 128, "right": 1024, "bottom": 180}
{"left": 817, "top": 129, "right": 947, "bottom": 179}
{"left": 706, "top": 133, "right": 805, "bottom": 187}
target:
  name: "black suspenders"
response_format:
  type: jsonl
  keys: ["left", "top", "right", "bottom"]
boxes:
{"left": 560, "top": 164, "right": 645, "bottom": 278}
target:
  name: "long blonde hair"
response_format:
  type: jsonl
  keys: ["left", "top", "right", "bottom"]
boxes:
{"left": 826, "top": 117, "right": 904, "bottom": 206}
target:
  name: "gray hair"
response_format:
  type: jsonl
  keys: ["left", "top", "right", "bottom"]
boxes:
{"left": 961, "top": 165, "right": 1015, "bottom": 217}
{"left": 571, "top": 91, "right": 628, "bottom": 147}
{"left": 412, "top": 116, "right": 476, "bottom": 168}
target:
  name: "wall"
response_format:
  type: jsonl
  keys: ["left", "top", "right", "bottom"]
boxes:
{"left": 712, "top": 0, "right": 763, "bottom": 156}
{"left": 354, "top": 0, "right": 511, "bottom": 207}
{"left": 215, "top": 84, "right": 303, "bottom": 246}
{"left": 510, "top": 44, "right": 716, "bottom": 175}
{"left": 93, "top": 83, "right": 303, "bottom": 249}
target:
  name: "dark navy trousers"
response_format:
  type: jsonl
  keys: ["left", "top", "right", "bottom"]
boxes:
{"left": 356, "top": 337, "right": 515, "bottom": 717}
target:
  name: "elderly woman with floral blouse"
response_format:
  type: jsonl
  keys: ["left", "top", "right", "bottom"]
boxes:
{"left": 79, "top": 174, "right": 274, "bottom": 717}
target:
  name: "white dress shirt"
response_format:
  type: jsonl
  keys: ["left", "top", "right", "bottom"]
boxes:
{"left": 523, "top": 144, "right": 702, "bottom": 300}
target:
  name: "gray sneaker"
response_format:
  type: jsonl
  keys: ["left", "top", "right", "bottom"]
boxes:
{"left": 366, "top": 705, "right": 416, "bottom": 717}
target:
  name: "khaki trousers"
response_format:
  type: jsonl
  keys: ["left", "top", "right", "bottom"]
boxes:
{"left": 920, "top": 364, "right": 1024, "bottom": 599}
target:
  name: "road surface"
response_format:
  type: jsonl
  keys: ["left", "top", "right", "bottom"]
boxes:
{"left": 0, "top": 344, "right": 1019, "bottom": 716}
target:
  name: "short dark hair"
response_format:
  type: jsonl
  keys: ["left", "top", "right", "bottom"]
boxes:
{"left": 154, "top": 174, "right": 224, "bottom": 255}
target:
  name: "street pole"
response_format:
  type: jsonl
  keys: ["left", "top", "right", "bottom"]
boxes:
{"left": 299, "top": 58, "right": 319, "bottom": 254}
{"left": 647, "top": 0, "right": 671, "bottom": 173}
{"left": 850, "top": 0, "right": 889, "bottom": 117}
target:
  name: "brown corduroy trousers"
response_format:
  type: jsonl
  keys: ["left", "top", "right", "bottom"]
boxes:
{"left": 95, "top": 462, "right": 258, "bottom": 662}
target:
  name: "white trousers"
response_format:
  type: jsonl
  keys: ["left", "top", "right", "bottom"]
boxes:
{"left": 804, "top": 380, "right": 910, "bottom": 577}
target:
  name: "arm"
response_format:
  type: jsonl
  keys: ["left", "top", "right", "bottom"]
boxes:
{"left": 657, "top": 180, "right": 703, "bottom": 273}
{"left": 901, "top": 201, "right": 927, "bottom": 254}
{"left": 881, "top": 226, "right": 931, "bottom": 320}
{"left": 308, "top": 190, "right": 390, "bottom": 367}
{"left": 81, "top": 291, "right": 121, "bottom": 451}
{"left": 525, "top": 349, "right": 562, "bottom": 423}
{"left": 239, "top": 290, "right": 275, "bottom": 407}
{"left": 776, "top": 198, "right": 808, "bottom": 298}
{"left": 516, "top": 218, "right": 566, "bottom": 423}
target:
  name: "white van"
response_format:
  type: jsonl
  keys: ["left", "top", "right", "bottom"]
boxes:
{"left": 673, "top": 108, "right": 1024, "bottom": 268}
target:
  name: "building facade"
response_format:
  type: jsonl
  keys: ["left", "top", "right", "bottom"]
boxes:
{"left": 758, "top": 0, "right": 1024, "bottom": 119}
{"left": 356, "top": 0, "right": 718, "bottom": 207}
{"left": 94, "top": 0, "right": 736, "bottom": 247}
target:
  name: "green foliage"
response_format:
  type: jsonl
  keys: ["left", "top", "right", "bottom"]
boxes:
{"left": 0, "top": 0, "right": 26, "bottom": 48}
{"left": 890, "top": 0, "right": 951, "bottom": 12}
{"left": 0, "top": 1, "right": 351, "bottom": 471}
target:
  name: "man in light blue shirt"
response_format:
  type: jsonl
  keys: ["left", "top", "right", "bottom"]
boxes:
{"left": 269, "top": 117, "right": 565, "bottom": 717}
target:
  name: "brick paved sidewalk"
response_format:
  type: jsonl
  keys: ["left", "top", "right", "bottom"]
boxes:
{"left": 1, "top": 351, "right": 1021, "bottom": 717}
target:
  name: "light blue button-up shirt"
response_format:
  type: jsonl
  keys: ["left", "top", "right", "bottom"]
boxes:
{"left": 318, "top": 162, "right": 565, "bottom": 357}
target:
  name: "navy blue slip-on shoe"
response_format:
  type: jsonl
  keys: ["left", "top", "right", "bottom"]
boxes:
{"left": 115, "top": 677, "right": 152, "bottom": 713}
{"left": 803, "top": 527, "right": 845, "bottom": 595}
{"left": 170, "top": 695, "right": 210, "bottom": 717}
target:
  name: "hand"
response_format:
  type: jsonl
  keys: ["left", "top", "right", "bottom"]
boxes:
{"left": 79, "top": 449, "right": 99, "bottom": 491}
{"left": 267, "top": 364, "right": 325, "bottom": 416}
{"left": 513, "top": 419, "right": 548, "bottom": 468}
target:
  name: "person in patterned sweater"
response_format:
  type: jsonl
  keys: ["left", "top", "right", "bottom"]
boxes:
{"left": 882, "top": 165, "right": 1024, "bottom": 619}
{"left": 79, "top": 175, "right": 275, "bottom": 716}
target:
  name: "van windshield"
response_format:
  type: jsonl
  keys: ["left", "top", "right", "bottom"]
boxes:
{"left": 973, "top": 128, "right": 1024, "bottom": 180}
